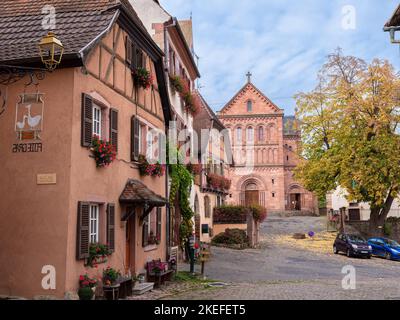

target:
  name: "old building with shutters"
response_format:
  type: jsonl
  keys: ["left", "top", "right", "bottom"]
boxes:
{"left": 218, "top": 74, "right": 317, "bottom": 214}
{"left": 192, "top": 92, "right": 231, "bottom": 243}
{"left": 131, "top": 0, "right": 201, "bottom": 250}
{"left": 0, "top": 0, "right": 171, "bottom": 298}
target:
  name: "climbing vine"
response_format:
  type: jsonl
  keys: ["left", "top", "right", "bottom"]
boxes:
{"left": 167, "top": 144, "right": 195, "bottom": 244}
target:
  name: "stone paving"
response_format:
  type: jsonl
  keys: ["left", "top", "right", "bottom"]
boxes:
{"left": 163, "top": 215, "right": 400, "bottom": 300}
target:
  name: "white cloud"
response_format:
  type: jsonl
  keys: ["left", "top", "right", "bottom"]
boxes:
{"left": 159, "top": 0, "right": 400, "bottom": 114}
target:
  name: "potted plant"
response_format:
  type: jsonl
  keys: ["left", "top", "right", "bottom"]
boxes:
{"left": 87, "top": 243, "right": 111, "bottom": 267}
{"left": 78, "top": 274, "right": 98, "bottom": 300}
{"left": 147, "top": 231, "right": 160, "bottom": 245}
{"left": 132, "top": 67, "right": 153, "bottom": 89}
{"left": 90, "top": 135, "right": 116, "bottom": 168}
{"left": 138, "top": 154, "right": 165, "bottom": 177}
{"left": 102, "top": 267, "right": 121, "bottom": 300}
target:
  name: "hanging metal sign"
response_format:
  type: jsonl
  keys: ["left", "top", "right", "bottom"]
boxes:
{"left": 15, "top": 92, "right": 44, "bottom": 141}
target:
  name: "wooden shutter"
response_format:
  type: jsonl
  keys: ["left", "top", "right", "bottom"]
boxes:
{"left": 142, "top": 215, "right": 149, "bottom": 247}
{"left": 126, "top": 36, "right": 132, "bottom": 66}
{"left": 109, "top": 109, "right": 118, "bottom": 153}
{"left": 131, "top": 116, "right": 140, "bottom": 161}
{"left": 76, "top": 202, "right": 90, "bottom": 260}
{"left": 107, "top": 204, "right": 116, "bottom": 252}
{"left": 156, "top": 208, "right": 162, "bottom": 241}
{"left": 81, "top": 94, "right": 93, "bottom": 147}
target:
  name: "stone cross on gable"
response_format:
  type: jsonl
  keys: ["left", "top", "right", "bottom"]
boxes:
{"left": 246, "top": 71, "right": 252, "bottom": 83}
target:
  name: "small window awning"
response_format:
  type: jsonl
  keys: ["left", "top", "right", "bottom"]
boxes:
{"left": 119, "top": 179, "right": 168, "bottom": 221}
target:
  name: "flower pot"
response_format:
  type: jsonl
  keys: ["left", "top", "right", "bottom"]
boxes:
{"left": 103, "top": 284, "right": 120, "bottom": 300}
{"left": 78, "top": 287, "right": 94, "bottom": 300}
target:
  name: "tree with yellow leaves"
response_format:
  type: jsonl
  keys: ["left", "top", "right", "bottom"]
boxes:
{"left": 295, "top": 49, "right": 400, "bottom": 235}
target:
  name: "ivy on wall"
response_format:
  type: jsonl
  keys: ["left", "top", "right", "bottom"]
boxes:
{"left": 167, "top": 144, "right": 195, "bottom": 245}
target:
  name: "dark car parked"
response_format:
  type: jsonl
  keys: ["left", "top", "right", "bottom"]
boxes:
{"left": 333, "top": 233, "right": 372, "bottom": 258}
{"left": 368, "top": 237, "right": 400, "bottom": 261}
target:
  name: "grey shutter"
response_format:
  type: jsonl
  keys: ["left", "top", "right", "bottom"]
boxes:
{"left": 131, "top": 116, "right": 140, "bottom": 161}
{"left": 77, "top": 202, "right": 90, "bottom": 260}
{"left": 156, "top": 208, "right": 162, "bottom": 241}
{"left": 109, "top": 109, "right": 118, "bottom": 152}
{"left": 107, "top": 204, "right": 115, "bottom": 252}
{"left": 142, "top": 215, "right": 149, "bottom": 247}
{"left": 126, "top": 36, "right": 132, "bottom": 66}
{"left": 81, "top": 94, "right": 93, "bottom": 147}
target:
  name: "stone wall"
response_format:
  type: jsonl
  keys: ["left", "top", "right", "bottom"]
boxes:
{"left": 347, "top": 220, "right": 400, "bottom": 242}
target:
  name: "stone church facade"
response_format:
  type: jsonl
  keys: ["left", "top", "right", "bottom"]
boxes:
{"left": 217, "top": 75, "right": 316, "bottom": 213}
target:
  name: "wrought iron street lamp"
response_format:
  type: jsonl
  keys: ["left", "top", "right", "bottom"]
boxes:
{"left": 38, "top": 32, "right": 64, "bottom": 71}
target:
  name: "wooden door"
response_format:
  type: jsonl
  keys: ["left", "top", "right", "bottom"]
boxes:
{"left": 245, "top": 190, "right": 259, "bottom": 206}
{"left": 125, "top": 214, "right": 135, "bottom": 274}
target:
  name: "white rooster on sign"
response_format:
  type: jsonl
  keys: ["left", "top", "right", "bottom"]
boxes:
{"left": 16, "top": 115, "right": 28, "bottom": 130}
{"left": 25, "top": 104, "right": 42, "bottom": 129}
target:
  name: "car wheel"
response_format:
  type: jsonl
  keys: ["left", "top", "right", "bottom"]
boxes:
{"left": 385, "top": 252, "right": 392, "bottom": 260}
{"left": 333, "top": 246, "right": 339, "bottom": 254}
{"left": 347, "top": 249, "right": 352, "bottom": 258}
{"left": 367, "top": 255, "right": 371, "bottom": 259}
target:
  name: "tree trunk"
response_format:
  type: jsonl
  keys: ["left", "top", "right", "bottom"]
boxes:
{"left": 369, "top": 207, "right": 381, "bottom": 237}
{"left": 369, "top": 195, "right": 395, "bottom": 236}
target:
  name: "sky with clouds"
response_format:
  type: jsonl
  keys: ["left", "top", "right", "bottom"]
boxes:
{"left": 159, "top": 0, "right": 400, "bottom": 115}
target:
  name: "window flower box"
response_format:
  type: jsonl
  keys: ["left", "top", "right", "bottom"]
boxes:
{"left": 169, "top": 74, "right": 200, "bottom": 116}
{"left": 90, "top": 135, "right": 116, "bottom": 168}
{"left": 132, "top": 67, "right": 153, "bottom": 90}
{"left": 138, "top": 155, "right": 165, "bottom": 177}
{"left": 207, "top": 173, "right": 232, "bottom": 191}
{"left": 86, "top": 243, "right": 112, "bottom": 268}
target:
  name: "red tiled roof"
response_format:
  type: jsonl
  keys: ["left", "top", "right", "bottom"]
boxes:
{"left": 119, "top": 179, "right": 167, "bottom": 206}
{"left": 0, "top": 0, "right": 146, "bottom": 64}
{"left": 385, "top": 4, "right": 400, "bottom": 29}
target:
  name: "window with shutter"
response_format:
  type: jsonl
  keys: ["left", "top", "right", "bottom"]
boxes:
{"left": 156, "top": 208, "right": 162, "bottom": 241}
{"left": 81, "top": 94, "right": 93, "bottom": 147}
{"left": 126, "top": 36, "right": 132, "bottom": 66}
{"left": 142, "top": 215, "right": 149, "bottom": 247}
{"left": 77, "top": 202, "right": 90, "bottom": 260}
{"left": 131, "top": 116, "right": 140, "bottom": 161}
{"left": 107, "top": 204, "right": 116, "bottom": 252}
{"left": 109, "top": 109, "right": 118, "bottom": 153}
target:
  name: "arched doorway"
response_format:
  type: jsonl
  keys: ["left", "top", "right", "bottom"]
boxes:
{"left": 244, "top": 181, "right": 259, "bottom": 206}
{"left": 288, "top": 185, "right": 302, "bottom": 211}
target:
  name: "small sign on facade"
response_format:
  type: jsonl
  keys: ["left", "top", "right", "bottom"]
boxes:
{"left": 15, "top": 92, "right": 44, "bottom": 141}
{"left": 37, "top": 173, "right": 57, "bottom": 185}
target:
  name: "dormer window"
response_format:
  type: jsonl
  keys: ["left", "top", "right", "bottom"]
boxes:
{"left": 247, "top": 100, "right": 253, "bottom": 112}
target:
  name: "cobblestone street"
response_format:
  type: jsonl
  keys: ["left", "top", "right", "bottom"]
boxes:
{"left": 166, "top": 215, "right": 400, "bottom": 300}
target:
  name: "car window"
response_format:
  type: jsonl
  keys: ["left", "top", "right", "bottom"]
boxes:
{"left": 347, "top": 235, "right": 366, "bottom": 243}
{"left": 376, "top": 239, "right": 385, "bottom": 245}
{"left": 385, "top": 239, "right": 400, "bottom": 247}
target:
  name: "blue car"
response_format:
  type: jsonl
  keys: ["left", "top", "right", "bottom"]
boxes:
{"left": 368, "top": 237, "right": 400, "bottom": 260}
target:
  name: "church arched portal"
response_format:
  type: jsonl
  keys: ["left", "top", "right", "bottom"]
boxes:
{"left": 243, "top": 180, "right": 260, "bottom": 206}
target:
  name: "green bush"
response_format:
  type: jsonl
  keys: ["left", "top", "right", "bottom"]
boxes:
{"left": 212, "top": 228, "right": 249, "bottom": 245}
{"left": 213, "top": 206, "right": 249, "bottom": 223}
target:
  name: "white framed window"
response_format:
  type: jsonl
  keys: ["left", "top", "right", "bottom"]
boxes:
{"left": 247, "top": 127, "right": 254, "bottom": 142}
{"left": 247, "top": 100, "right": 253, "bottom": 112}
{"left": 236, "top": 127, "right": 242, "bottom": 143}
{"left": 93, "top": 105, "right": 102, "bottom": 138}
{"left": 89, "top": 204, "right": 99, "bottom": 243}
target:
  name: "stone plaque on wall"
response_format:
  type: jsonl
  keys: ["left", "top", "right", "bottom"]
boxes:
{"left": 37, "top": 173, "right": 57, "bottom": 185}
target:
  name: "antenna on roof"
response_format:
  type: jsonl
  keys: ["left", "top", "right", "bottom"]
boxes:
{"left": 190, "top": 11, "right": 193, "bottom": 20}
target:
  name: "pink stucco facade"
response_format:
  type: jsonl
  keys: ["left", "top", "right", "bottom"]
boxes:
{"left": 218, "top": 80, "right": 316, "bottom": 213}
{"left": 0, "top": 23, "right": 168, "bottom": 299}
